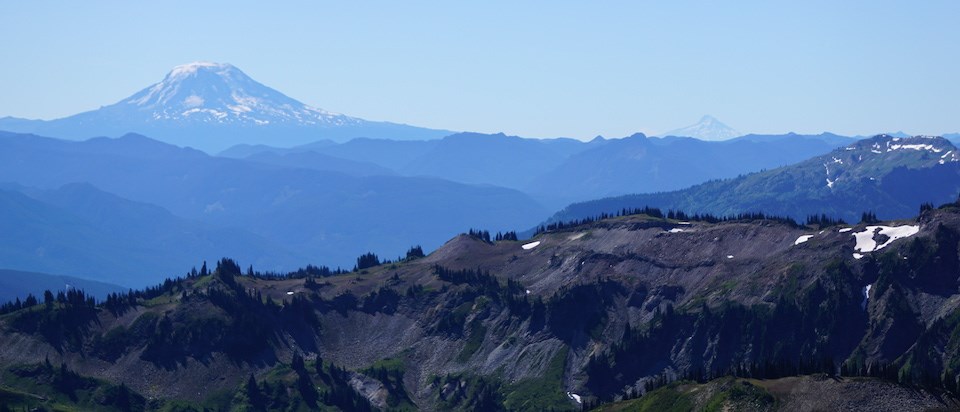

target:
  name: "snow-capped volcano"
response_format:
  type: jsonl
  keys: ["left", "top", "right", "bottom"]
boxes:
{"left": 0, "top": 62, "right": 452, "bottom": 151}
{"left": 661, "top": 115, "right": 742, "bottom": 141}
{"left": 121, "top": 62, "right": 360, "bottom": 127}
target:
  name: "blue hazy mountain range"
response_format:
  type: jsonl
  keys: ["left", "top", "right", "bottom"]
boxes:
{"left": 548, "top": 135, "right": 960, "bottom": 225}
{"left": 0, "top": 131, "right": 547, "bottom": 286}
{"left": 0, "top": 62, "right": 453, "bottom": 152}
{"left": 0, "top": 127, "right": 859, "bottom": 287}
{"left": 0, "top": 268, "right": 126, "bottom": 304}
{"left": 221, "top": 131, "right": 853, "bottom": 208}
{"left": 0, "top": 182, "right": 303, "bottom": 286}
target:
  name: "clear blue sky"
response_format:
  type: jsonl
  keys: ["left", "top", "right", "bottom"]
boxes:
{"left": 1, "top": 1, "right": 958, "bottom": 139}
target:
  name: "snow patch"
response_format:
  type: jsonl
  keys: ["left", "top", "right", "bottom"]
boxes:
{"left": 852, "top": 225, "right": 920, "bottom": 253}
{"left": 668, "top": 228, "right": 685, "bottom": 233}
{"left": 286, "top": 291, "right": 295, "bottom": 295}
{"left": 227, "top": 104, "right": 252, "bottom": 113}
{"left": 794, "top": 235, "right": 814, "bottom": 245}
{"left": 566, "top": 392, "right": 582, "bottom": 404}
{"left": 521, "top": 241, "right": 541, "bottom": 250}
{"left": 861, "top": 284, "right": 872, "bottom": 310}
{"left": 853, "top": 253, "right": 864, "bottom": 260}
{"left": 889, "top": 143, "right": 942, "bottom": 153}
{"left": 726, "top": 255, "right": 734, "bottom": 259}
{"left": 168, "top": 61, "right": 228, "bottom": 78}
{"left": 838, "top": 228, "right": 853, "bottom": 233}
{"left": 183, "top": 95, "right": 204, "bottom": 107}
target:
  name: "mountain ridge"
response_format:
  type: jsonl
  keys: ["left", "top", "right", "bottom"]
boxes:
{"left": 0, "top": 130, "right": 548, "bottom": 281}
{"left": 4, "top": 202, "right": 960, "bottom": 410}
{"left": 549, "top": 134, "right": 960, "bottom": 225}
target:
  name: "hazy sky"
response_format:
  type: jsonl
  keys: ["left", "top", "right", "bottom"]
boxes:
{"left": 2, "top": 1, "right": 958, "bottom": 139}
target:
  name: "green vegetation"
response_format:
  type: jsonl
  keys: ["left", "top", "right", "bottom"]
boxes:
{"left": 593, "top": 382, "right": 695, "bottom": 412}
{"left": 457, "top": 320, "right": 487, "bottom": 362}
{"left": 502, "top": 347, "right": 573, "bottom": 412}
{"left": 428, "top": 348, "right": 574, "bottom": 412}
{"left": 547, "top": 280, "right": 623, "bottom": 344}
{"left": 360, "top": 356, "right": 416, "bottom": 411}
{"left": 591, "top": 378, "right": 775, "bottom": 412}
{"left": 431, "top": 373, "right": 504, "bottom": 411}
{"left": 224, "top": 355, "right": 373, "bottom": 412}
{"left": 6, "top": 289, "right": 98, "bottom": 351}
{"left": 0, "top": 357, "right": 378, "bottom": 412}
{"left": 0, "top": 362, "right": 145, "bottom": 411}
{"left": 703, "top": 380, "right": 775, "bottom": 412}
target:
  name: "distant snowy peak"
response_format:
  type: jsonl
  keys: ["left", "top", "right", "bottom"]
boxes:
{"left": 0, "top": 61, "right": 454, "bottom": 150}
{"left": 661, "top": 115, "right": 741, "bottom": 141}
{"left": 115, "top": 61, "right": 362, "bottom": 127}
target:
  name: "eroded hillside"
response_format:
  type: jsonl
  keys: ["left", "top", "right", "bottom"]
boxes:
{"left": 4, "top": 202, "right": 960, "bottom": 410}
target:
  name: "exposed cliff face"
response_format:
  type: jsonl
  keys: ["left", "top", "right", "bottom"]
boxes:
{"left": 3, "top": 205, "right": 960, "bottom": 409}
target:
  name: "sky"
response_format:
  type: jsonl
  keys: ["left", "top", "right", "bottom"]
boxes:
{"left": 1, "top": 1, "right": 958, "bottom": 139}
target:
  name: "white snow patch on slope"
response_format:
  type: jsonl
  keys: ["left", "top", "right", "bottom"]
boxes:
{"left": 853, "top": 253, "right": 864, "bottom": 260}
{"left": 669, "top": 228, "right": 685, "bottom": 233}
{"left": 183, "top": 95, "right": 204, "bottom": 107}
{"left": 566, "top": 392, "right": 582, "bottom": 404}
{"left": 522, "top": 241, "right": 541, "bottom": 250}
{"left": 889, "top": 143, "right": 942, "bottom": 153}
{"left": 861, "top": 284, "right": 872, "bottom": 310}
{"left": 838, "top": 228, "right": 853, "bottom": 233}
{"left": 795, "top": 235, "right": 814, "bottom": 245}
{"left": 726, "top": 255, "right": 734, "bottom": 259}
{"left": 852, "top": 225, "right": 920, "bottom": 253}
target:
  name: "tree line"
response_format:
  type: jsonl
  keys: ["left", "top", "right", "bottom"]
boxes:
{"left": 535, "top": 206, "right": 809, "bottom": 235}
